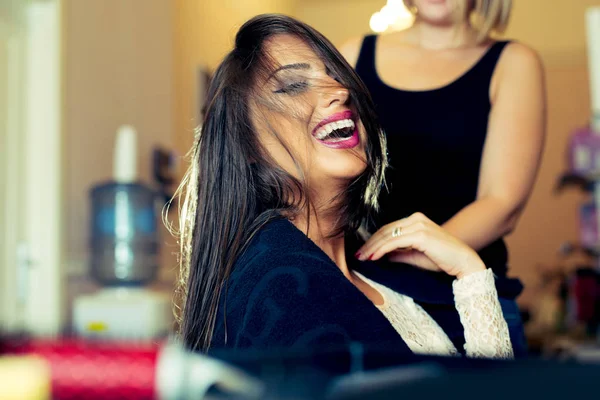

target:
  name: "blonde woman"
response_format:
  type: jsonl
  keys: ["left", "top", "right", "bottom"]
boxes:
{"left": 341, "top": 0, "right": 546, "bottom": 357}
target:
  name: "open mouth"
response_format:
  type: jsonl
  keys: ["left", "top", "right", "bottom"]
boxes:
{"left": 311, "top": 110, "right": 360, "bottom": 149}
{"left": 314, "top": 118, "right": 356, "bottom": 142}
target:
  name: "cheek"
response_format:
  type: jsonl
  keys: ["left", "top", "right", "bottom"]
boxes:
{"left": 267, "top": 105, "right": 313, "bottom": 154}
{"left": 271, "top": 115, "right": 311, "bottom": 151}
{"left": 255, "top": 96, "right": 316, "bottom": 171}
{"left": 257, "top": 117, "right": 313, "bottom": 178}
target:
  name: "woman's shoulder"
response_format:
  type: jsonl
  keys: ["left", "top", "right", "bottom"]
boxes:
{"left": 500, "top": 41, "right": 541, "bottom": 60}
{"left": 212, "top": 219, "right": 370, "bottom": 350}
{"left": 229, "top": 218, "right": 339, "bottom": 286}
{"left": 496, "top": 41, "right": 544, "bottom": 79}
{"left": 490, "top": 40, "right": 544, "bottom": 100}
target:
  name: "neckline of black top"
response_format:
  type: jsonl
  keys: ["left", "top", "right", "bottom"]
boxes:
{"left": 369, "top": 36, "right": 503, "bottom": 94}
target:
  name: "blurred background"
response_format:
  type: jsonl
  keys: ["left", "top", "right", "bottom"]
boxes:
{"left": 2, "top": 0, "right": 600, "bottom": 355}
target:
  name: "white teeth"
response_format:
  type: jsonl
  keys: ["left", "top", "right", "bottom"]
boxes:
{"left": 314, "top": 118, "right": 355, "bottom": 140}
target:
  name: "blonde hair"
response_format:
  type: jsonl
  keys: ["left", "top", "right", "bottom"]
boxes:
{"left": 404, "top": 0, "right": 512, "bottom": 43}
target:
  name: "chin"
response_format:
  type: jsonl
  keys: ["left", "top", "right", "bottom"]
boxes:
{"left": 415, "top": 1, "right": 455, "bottom": 24}
{"left": 331, "top": 163, "right": 368, "bottom": 183}
{"left": 420, "top": 13, "right": 454, "bottom": 26}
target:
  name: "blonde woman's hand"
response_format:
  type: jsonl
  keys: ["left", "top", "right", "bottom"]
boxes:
{"left": 356, "top": 213, "right": 485, "bottom": 279}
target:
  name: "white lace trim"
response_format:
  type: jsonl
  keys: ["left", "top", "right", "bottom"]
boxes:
{"left": 355, "top": 269, "right": 514, "bottom": 359}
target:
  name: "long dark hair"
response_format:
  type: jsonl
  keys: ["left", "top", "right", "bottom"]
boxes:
{"left": 174, "top": 14, "right": 387, "bottom": 352}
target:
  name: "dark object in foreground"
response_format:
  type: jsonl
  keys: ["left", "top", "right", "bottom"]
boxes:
{"left": 211, "top": 344, "right": 600, "bottom": 400}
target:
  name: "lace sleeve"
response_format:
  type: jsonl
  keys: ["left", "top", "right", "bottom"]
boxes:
{"left": 452, "top": 269, "right": 514, "bottom": 359}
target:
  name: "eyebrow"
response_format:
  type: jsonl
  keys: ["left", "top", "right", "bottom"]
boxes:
{"left": 269, "top": 63, "right": 311, "bottom": 79}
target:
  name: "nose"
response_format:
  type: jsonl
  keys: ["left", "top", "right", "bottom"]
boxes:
{"left": 321, "top": 81, "right": 350, "bottom": 108}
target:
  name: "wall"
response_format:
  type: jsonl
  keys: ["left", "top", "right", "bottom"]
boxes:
{"left": 64, "top": 0, "right": 175, "bottom": 278}
{"left": 505, "top": 0, "right": 600, "bottom": 55}
{"left": 294, "top": 0, "right": 385, "bottom": 47}
{"left": 296, "top": 0, "right": 600, "bottom": 307}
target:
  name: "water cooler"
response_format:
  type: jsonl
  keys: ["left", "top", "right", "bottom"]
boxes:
{"left": 73, "top": 125, "right": 172, "bottom": 340}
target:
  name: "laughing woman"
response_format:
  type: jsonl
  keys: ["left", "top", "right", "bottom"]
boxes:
{"left": 175, "top": 14, "right": 513, "bottom": 359}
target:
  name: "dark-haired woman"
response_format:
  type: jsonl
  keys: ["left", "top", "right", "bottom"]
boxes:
{"left": 175, "top": 14, "right": 513, "bottom": 359}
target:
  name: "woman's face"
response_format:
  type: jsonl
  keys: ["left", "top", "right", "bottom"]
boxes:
{"left": 251, "top": 34, "right": 367, "bottom": 198}
{"left": 412, "top": 0, "right": 463, "bottom": 26}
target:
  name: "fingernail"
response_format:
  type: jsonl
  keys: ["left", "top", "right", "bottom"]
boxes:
{"left": 354, "top": 251, "right": 361, "bottom": 259}
{"left": 368, "top": 254, "right": 374, "bottom": 261}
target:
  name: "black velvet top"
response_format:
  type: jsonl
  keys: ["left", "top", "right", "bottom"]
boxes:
{"left": 210, "top": 218, "right": 522, "bottom": 353}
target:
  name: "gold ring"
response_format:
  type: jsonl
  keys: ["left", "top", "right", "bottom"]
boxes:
{"left": 392, "top": 227, "right": 402, "bottom": 238}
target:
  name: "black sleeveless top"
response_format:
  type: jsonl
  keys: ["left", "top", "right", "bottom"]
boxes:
{"left": 356, "top": 35, "right": 511, "bottom": 276}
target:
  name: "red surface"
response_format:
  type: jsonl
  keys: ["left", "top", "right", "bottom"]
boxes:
{"left": 1, "top": 339, "right": 161, "bottom": 400}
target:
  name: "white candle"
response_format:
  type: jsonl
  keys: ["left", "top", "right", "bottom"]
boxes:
{"left": 586, "top": 7, "right": 600, "bottom": 132}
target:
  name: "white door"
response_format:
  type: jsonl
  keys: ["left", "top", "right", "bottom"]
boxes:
{"left": 0, "top": 0, "right": 64, "bottom": 337}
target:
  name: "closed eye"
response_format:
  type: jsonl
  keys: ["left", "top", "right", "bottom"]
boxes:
{"left": 274, "top": 81, "right": 309, "bottom": 95}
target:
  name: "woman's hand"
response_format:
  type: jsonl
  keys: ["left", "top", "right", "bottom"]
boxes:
{"left": 356, "top": 213, "right": 486, "bottom": 279}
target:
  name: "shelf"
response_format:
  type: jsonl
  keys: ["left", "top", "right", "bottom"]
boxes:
{"left": 556, "top": 172, "right": 599, "bottom": 192}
